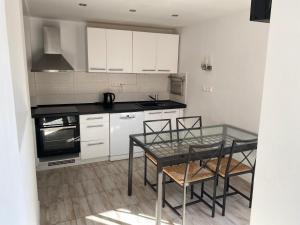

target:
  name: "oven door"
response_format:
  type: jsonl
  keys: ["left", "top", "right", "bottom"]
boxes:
{"left": 37, "top": 126, "right": 80, "bottom": 158}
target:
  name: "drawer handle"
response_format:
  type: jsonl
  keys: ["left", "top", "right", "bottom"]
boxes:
{"left": 90, "top": 67, "right": 105, "bottom": 71}
{"left": 142, "top": 69, "right": 155, "bottom": 72}
{"left": 120, "top": 115, "right": 135, "bottom": 119}
{"left": 87, "top": 125, "right": 104, "bottom": 128}
{"left": 108, "top": 68, "right": 124, "bottom": 71}
{"left": 87, "top": 142, "right": 104, "bottom": 146}
{"left": 158, "top": 69, "right": 171, "bottom": 72}
{"left": 164, "top": 111, "right": 177, "bottom": 114}
{"left": 149, "top": 112, "right": 162, "bottom": 115}
{"left": 86, "top": 117, "right": 103, "bottom": 120}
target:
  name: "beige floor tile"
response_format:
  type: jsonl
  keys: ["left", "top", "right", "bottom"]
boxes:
{"left": 72, "top": 197, "right": 92, "bottom": 219}
{"left": 82, "top": 179, "right": 102, "bottom": 195}
{"left": 47, "top": 199, "right": 75, "bottom": 225}
{"left": 69, "top": 182, "right": 85, "bottom": 198}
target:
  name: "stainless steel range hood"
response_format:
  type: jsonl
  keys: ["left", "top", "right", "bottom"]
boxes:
{"left": 31, "top": 26, "right": 74, "bottom": 72}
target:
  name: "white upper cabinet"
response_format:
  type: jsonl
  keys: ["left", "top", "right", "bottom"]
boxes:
{"left": 87, "top": 27, "right": 179, "bottom": 74}
{"left": 156, "top": 33, "right": 179, "bottom": 73}
{"left": 87, "top": 27, "right": 107, "bottom": 72}
{"left": 133, "top": 31, "right": 157, "bottom": 73}
{"left": 106, "top": 29, "right": 132, "bottom": 73}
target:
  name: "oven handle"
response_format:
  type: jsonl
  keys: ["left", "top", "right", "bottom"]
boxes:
{"left": 40, "top": 126, "right": 77, "bottom": 132}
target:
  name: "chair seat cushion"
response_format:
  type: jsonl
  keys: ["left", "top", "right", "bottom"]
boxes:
{"left": 207, "top": 157, "right": 252, "bottom": 177}
{"left": 163, "top": 162, "right": 214, "bottom": 186}
{"left": 146, "top": 153, "right": 157, "bottom": 165}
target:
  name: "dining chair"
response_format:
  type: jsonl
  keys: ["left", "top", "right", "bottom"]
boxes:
{"left": 176, "top": 116, "right": 202, "bottom": 198}
{"left": 143, "top": 119, "right": 172, "bottom": 191}
{"left": 162, "top": 141, "right": 224, "bottom": 225}
{"left": 207, "top": 138, "right": 258, "bottom": 216}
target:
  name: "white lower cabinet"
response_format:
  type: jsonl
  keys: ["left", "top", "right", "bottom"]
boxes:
{"left": 80, "top": 114, "right": 109, "bottom": 160}
{"left": 81, "top": 140, "right": 109, "bottom": 159}
{"left": 144, "top": 109, "right": 183, "bottom": 130}
{"left": 79, "top": 109, "right": 183, "bottom": 161}
{"left": 80, "top": 122, "right": 109, "bottom": 142}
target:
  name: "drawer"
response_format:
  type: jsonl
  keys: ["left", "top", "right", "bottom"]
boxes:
{"left": 81, "top": 139, "right": 109, "bottom": 159}
{"left": 163, "top": 109, "right": 179, "bottom": 115}
{"left": 80, "top": 122, "right": 109, "bottom": 141}
{"left": 80, "top": 114, "right": 109, "bottom": 125}
{"left": 144, "top": 110, "right": 163, "bottom": 121}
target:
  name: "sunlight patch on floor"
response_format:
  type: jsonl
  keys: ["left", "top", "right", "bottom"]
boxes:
{"left": 86, "top": 208, "right": 181, "bottom": 225}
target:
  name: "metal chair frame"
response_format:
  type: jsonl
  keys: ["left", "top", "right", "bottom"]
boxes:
{"left": 203, "top": 138, "right": 258, "bottom": 216}
{"left": 176, "top": 116, "right": 203, "bottom": 198}
{"left": 176, "top": 116, "right": 202, "bottom": 140}
{"left": 162, "top": 141, "right": 225, "bottom": 225}
{"left": 143, "top": 119, "right": 172, "bottom": 192}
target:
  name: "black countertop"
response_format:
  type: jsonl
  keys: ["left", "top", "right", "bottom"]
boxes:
{"left": 31, "top": 100, "right": 186, "bottom": 118}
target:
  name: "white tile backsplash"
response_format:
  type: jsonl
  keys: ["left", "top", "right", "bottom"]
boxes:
{"left": 29, "top": 72, "right": 171, "bottom": 106}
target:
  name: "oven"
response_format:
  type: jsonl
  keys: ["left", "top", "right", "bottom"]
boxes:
{"left": 36, "top": 115, "right": 80, "bottom": 158}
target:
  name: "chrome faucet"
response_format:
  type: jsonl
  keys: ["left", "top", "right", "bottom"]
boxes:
{"left": 148, "top": 94, "right": 158, "bottom": 102}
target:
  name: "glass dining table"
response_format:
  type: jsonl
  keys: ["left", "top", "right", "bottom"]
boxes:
{"left": 127, "top": 124, "right": 258, "bottom": 225}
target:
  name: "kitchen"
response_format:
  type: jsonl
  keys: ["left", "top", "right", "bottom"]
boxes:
{"left": 2, "top": 0, "right": 300, "bottom": 225}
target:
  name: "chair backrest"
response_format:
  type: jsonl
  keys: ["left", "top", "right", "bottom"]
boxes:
{"left": 225, "top": 139, "right": 258, "bottom": 175}
{"left": 183, "top": 141, "right": 224, "bottom": 185}
{"left": 143, "top": 119, "right": 172, "bottom": 144}
{"left": 176, "top": 116, "right": 202, "bottom": 130}
{"left": 176, "top": 116, "right": 202, "bottom": 141}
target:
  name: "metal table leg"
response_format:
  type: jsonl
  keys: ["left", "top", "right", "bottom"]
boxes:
{"left": 155, "top": 166, "right": 163, "bottom": 225}
{"left": 128, "top": 137, "right": 134, "bottom": 196}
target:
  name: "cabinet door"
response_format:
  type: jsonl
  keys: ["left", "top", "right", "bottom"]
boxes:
{"left": 156, "top": 33, "right": 179, "bottom": 73}
{"left": 144, "top": 110, "right": 163, "bottom": 132}
{"left": 162, "top": 109, "right": 180, "bottom": 130}
{"left": 80, "top": 122, "right": 109, "bottom": 142}
{"left": 87, "top": 27, "right": 107, "bottom": 72}
{"left": 107, "top": 29, "right": 132, "bottom": 73}
{"left": 81, "top": 140, "right": 109, "bottom": 159}
{"left": 133, "top": 32, "right": 157, "bottom": 73}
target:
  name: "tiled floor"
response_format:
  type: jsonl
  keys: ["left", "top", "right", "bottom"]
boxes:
{"left": 37, "top": 157, "right": 252, "bottom": 225}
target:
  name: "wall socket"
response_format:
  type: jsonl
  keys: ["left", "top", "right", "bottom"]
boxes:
{"left": 202, "top": 86, "right": 213, "bottom": 92}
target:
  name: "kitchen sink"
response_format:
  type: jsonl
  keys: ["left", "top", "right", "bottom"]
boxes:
{"left": 137, "top": 101, "right": 169, "bottom": 108}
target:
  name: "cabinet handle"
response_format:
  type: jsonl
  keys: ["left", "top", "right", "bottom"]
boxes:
{"left": 87, "top": 125, "right": 104, "bottom": 128}
{"left": 164, "top": 111, "right": 177, "bottom": 114}
{"left": 149, "top": 112, "right": 162, "bottom": 115}
{"left": 87, "top": 142, "right": 104, "bottom": 146}
{"left": 86, "top": 117, "right": 103, "bottom": 120}
{"left": 142, "top": 69, "right": 155, "bottom": 72}
{"left": 90, "top": 67, "right": 105, "bottom": 71}
{"left": 158, "top": 69, "right": 171, "bottom": 72}
{"left": 108, "top": 68, "right": 124, "bottom": 71}
{"left": 120, "top": 116, "right": 135, "bottom": 119}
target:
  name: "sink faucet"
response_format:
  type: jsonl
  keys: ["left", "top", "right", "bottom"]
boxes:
{"left": 148, "top": 94, "right": 158, "bottom": 102}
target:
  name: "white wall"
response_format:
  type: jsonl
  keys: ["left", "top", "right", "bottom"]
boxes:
{"left": 250, "top": 0, "right": 300, "bottom": 224}
{"left": 178, "top": 11, "right": 269, "bottom": 132}
{"left": 0, "top": 0, "right": 39, "bottom": 225}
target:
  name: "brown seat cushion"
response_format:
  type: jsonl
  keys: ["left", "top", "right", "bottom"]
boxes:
{"left": 146, "top": 153, "right": 157, "bottom": 165}
{"left": 163, "top": 162, "right": 214, "bottom": 186}
{"left": 207, "top": 157, "right": 252, "bottom": 177}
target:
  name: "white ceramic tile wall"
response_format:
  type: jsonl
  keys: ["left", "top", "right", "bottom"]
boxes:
{"left": 29, "top": 72, "right": 170, "bottom": 106}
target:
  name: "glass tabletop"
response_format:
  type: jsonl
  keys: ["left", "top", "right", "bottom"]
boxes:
{"left": 131, "top": 124, "right": 258, "bottom": 159}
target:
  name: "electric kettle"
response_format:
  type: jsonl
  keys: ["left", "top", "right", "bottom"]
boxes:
{"left": 103, "top": 92, "right": 115, "bottom": 105}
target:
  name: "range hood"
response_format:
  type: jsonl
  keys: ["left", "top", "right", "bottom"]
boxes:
{"left": 31, "top": 26, "right": 74, "bottom": 72}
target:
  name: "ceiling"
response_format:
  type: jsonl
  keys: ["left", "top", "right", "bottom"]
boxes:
{"left": 25, "top": 0, "right": 250, "bottom": 28}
